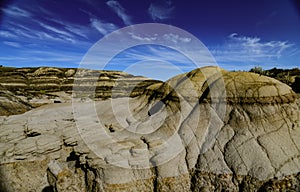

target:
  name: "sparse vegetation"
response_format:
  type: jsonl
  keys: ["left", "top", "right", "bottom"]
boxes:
{"left": 250, "top": 66, "right": 264, "bottom": 75}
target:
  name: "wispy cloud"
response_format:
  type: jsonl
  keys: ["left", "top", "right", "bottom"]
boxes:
{"left": 36, "top": 31, "right": 74, "bottom": 43}
{"left": 64, "top": 25, "right": 90, "bottom": 40}
{"left": 106, "top": 0, "right": 132, "bottom": 25}
{"left": 0, "top": 30, "right": 18, "bottom": 38}
{"left": 148, "top": 0, "right": 174, "bottom": 21}
{"left": 128, "top": 32, "right": 191, "bottom": 43}
{"left": 2, "top": 22, "right": 59, "bottom": 42}
{"left": 90, "top": 18, "right": 118, "bottom": 35}
{"left": 228, "top": 33, "right": 293, "bottom": 58}
{"left": 10, "top": 27, "right": 37, "bottom": 39}
{"left": 128, "top": 32, "right": 158, "bottom": 41}
{"left": 0, "top": 49, "right": 84, "bottom": 67}
{"left": 45, "top": 18, "right": 90, "bottom": 40}
{"left": 7, "top": 21, "right": 32, "bottom": 31}
{"left": 0, "top": 2, "right": 93, "bottom": 68}
{"left": 210, "top": 33, "right": 296, "bottom": 68}
{"left": 102, "top": 44, "right": 208, "bottom": 80}
{"left": 108, "top": 45, "right": 196, "bottom": 70}
{"left": 1, "top": 6, "right": 31, "bottom": 17}
{"left": 39, "top": 22, "right": 74, "bottom": 38}
{"left": 3, "top": 41, "right": 21, "bottom": 48}
{"left": 163, "top": 33, "right": 191, "bottom": 43}
{"left": 3, "top": 20, "right": 91, "bottom": 45}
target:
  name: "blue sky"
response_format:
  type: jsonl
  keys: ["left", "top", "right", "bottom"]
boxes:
{"left": 0, "top": 0, "right": 300, "bottom": 80}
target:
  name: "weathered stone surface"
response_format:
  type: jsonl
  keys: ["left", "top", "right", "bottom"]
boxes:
{"left": 0, "top": 85, "right": 32, "bottom": 116}
{"left": 250, "top": 67, "right": 300, "bottom": 93}
{"left": 0, "top": 160, "right": 50, "bottom": 192}
{"left": 0, "top": 66, "right": 161, "bottom": 113}
{"left": 219, "top": 71, "right": 296, "bottom": 104}
{"left": 0, "top": 66, "right": 299, "bottom": 191}
{"left": 47, "top": 160, "right": 86, "bottom": 192}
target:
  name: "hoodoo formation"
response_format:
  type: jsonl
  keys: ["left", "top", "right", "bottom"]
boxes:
{"left": 0, "top": 66, "right": 299, "bottom": 191}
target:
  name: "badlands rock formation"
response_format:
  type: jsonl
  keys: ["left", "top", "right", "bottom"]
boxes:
{"left": 250, "top": 67, "right": 300, "bottom": 94}
{"left": 0, "top": 66, "right": 299, "bottom": 191}
{"left": 0, "top": 67, "right": 160, "bottom": 113}
{"left": 0, "top": 85, "right": 32, "bottom": 116}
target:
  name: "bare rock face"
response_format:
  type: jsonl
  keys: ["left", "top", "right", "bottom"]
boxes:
{"left": 250, "top": 67, "right": 300, "bottom": 94}
{"left": 0, "top": 85, "right": 32, "bottom": 116}
{"left": 0, "top": 66, "right": 299, "bottom": 192}
{"left": 0, "top": 67, "right": 160, "bottom": 110}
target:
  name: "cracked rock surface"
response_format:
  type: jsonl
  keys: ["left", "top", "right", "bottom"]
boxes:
{"left": 0, "top": 66, "right": 300, "bottom": 192}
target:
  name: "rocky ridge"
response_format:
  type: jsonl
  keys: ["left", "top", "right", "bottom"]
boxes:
{"left": 0, "top": 66, "right": 160, "bottom": 115}
{"left": 0, "top": 66, "right": 299, "bottom": 191}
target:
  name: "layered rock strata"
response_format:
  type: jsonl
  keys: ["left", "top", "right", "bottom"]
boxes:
{"left": 0, "top": 67, "right": 160, "bottom": 114}
{"left": 0, "top": 66, "right": 299, "bottom": 191}
{"left": 0, "top": 85, "right": 32, "bottom": 116}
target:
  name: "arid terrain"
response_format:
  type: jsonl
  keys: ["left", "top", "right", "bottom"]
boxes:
{"left": 0, "top": 66, "right": 300, "bottom": 192}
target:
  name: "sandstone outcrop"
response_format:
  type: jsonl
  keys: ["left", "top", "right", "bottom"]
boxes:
{"left": 0, "top": 67, "right": 160, "bottom": 110}
{"left": 0, "top": 85, "right": 32, "bottom": 116}
{"left": 0, "top": 66, "right": 299, "bottom": 191}
{"left": 250, "top": 67, "right": 300, "bottom": 93}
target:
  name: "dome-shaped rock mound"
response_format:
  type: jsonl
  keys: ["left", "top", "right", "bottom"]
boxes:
{"left": 213, "top": 71, "right": 296, "bottom": 104}
{"left": 0, "top": 67, "right": 299, "bottom": 192}
{"left": 152, "top": 66, "right": 226, "bottom": 102}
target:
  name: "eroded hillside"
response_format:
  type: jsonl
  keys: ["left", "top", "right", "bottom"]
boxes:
{"left": 0, "top": 66, "right": 299, "bottom": 191}
{"left": 0, "top": 66, "right": 161, "bottom": 115}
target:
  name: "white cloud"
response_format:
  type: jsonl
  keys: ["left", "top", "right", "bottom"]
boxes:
{"left": 163, "top": 33, "right": 191, "bottom": 43}
{"left": 129, "top": 32, "right": 157, "bottom": 41}
{"left": 0, "top": 24, "right": 73, "bottom": 44}
{"left": 64, "top": 25, "right": 90, "bottom": 39}
{"left": 7, "top": 22, "right": 32, "bottom": 32}
{"left": 12, "top": 28, "right": 37, "bottom": 39}
{"left": 39, "top": 22, "right": 74, "bottom": 38}
{"left": 148, "top": 0, "right": 174, "bottom": 21}
{"left": 106, "top": 0, "right": 132, "bottom": 25}
{"left": 229, "top": 33, "right": 293, "bottom": 57}
{"left": 3, "top": 41, "right": 21, "bottom": 48}
{"left": 111, "top": 45, "right": 197, "bottom": 70}
{"left": 37, "top": 32, "right": 63, "bottom": 41}
{"left": 210, "top": 33, "right": 296, "bottom": 64}
{"left": 128, "top": 32, "right": 191, "bottom": 43}
{"left": 45, "top": 18, "right": 90, "bottom": 40}
{"left": 36, "top": 31, "right": 76, "bottom": 43}
{"left": 90, "top": 18, "right": 118, "bottom": 35}
{"left": 2, "top": 19, "right": 90, "bottom": 46}
{"left": 0, "top": 31, "right": 18, "bottom": 38}
{"left": 2, "top": 6, "right": 31, "bottom": 17}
